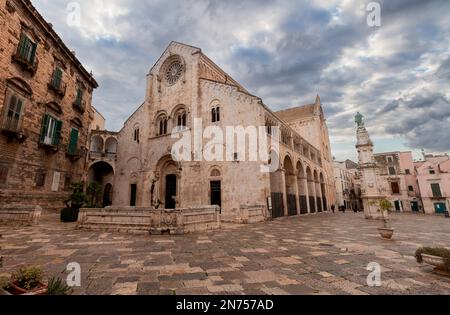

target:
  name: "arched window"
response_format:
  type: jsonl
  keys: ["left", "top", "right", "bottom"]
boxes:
{"left": 211, "top": 169, "right": 221, "bottom": 177}
{"left": 212, "top": 107, "right": 220, "bottom": 123}
{"left": 175, "top": 110, "right": 187, "bottom": 131}
{"left": 157, "top": 116, "right": 168, "bottom": 136}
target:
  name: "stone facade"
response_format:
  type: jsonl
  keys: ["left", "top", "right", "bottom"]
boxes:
{"left": 373, "top": 151, "right": 422, "bottom": 213}
{"left": 0, "top": 0, "right": 98, "bottom": 212}
{"left": 333, "top": 159, "right": 361, "bottom": 211}
{"left": 107, "top": 42, "right": 335, "bottom": 223}
{"left": 414, "top": 153, "right": 450, "bottom": 214}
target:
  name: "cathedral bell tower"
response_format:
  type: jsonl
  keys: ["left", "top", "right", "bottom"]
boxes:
{"left": 355, "top": 112, "right": 385, "bottom": 219}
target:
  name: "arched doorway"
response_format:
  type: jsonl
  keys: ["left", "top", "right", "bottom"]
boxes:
{"left": 269, "top": 150, "right": 284, "bottom": 218}
{"left": 314, "top": 170, "right": 322, "bottom": 212}
{"left": 284, "top": 156, "right": 297, "bottom": 216}
{"left": 87, "top": 161, "right": 114, "bottom": 208}
{"left": 210, "top": 168, "right": 222, "bottom": 211}
{"left": 156, "top": 155, "right": 180, "bottom": 210}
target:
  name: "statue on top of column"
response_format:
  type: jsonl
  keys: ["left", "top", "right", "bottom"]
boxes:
{"left": 355, "top": 112, "right": 365, "bottom": 128}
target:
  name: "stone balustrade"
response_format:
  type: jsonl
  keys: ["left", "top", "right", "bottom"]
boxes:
{"left": 0, "top": 205, "right": 42, "bottom": 226}
{"left": 77, "top": 206, "right": 221, "bottom": 235}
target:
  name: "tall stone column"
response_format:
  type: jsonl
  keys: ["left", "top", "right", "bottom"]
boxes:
{"left": 281, "top": 169, "right": 288, "bottom": 217}
{"left": 355, "top": 112, "right": 385, "bottom": 219}
{"left": 294, "top": 175, "right": 300, "bottom": 215}
{"left": 304, "top": 177, "right": 311, "bottom": 214}
{"left": 315, "top": 180, "right": 322, "bottom": 212}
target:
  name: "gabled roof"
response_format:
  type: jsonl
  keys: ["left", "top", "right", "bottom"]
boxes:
{"left": 275, "top": 95, "right": 322, "bottom": 122}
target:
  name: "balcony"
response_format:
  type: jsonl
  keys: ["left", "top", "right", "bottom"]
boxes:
{"left": 48, "top": 81, "right": 67, "bottom": 98}
{"left": 73, "top": 100, "right": 86, "bottom": 113}
{"left": 12, "top": 50, "right": 38, "bottom": 76}
{"left": 66, "top": 148, "right": 86, "bottom": 162}
{"left": 0, "top": 117, "right": 27, "bottom": 142}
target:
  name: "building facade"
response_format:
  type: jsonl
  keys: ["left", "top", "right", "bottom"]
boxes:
{"left": 333, "top": 159, "right": 361, "bottom": 211}
{"left": 104, "top": 42, "right": 335, "bottom": 222}
{"left": 415, "top": 153, "right": 450, "bottom": 214}
{"left": 373, "top": 151, "right": 422, "bottom": 213}
{"left": 0, "top": 0, "right": 98, "bottom": 211}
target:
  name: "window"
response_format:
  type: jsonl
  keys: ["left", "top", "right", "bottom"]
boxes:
{"left": 0, "top": 166, "right": 8, "bottom": 185}
{"left": 387, "top": 156, "right": 393, "bottom": 163}
{"left": 391, "top": 182, "right": 400, "bottom": 194}
{"left": 408, "top": 186, "right": 414, "bottom": 192}
{"left": 429, "top": 170, "right": 436, "bottom": 175}
{"left": 176, "top": 111, "right": 187, "bottom": 130}
{"left": 211, "top": 169, "right": 221, "bottom": 177}
{"left": 158, "top": 117, "right": 168, "bottom": 136}
{"left": 74, "top": 88, "right": 84, "bottom": 111}
{"left": 212, "top": 107, "right": 220, "bottom": 123}
{"left": 388, "top": 167, "right": 396, "bottom": 175}
{"left": 39, "top": 114, "right": 62, "bottom": 146}
{"left": 405, "top": 169, "right": 411, "bottom": 175}
{"left": 134, "top": 128, "right": 140, "bottom": 143}
{"left": 67, "top": 128, "right": 79, "bottom": 155}
{"left": 50, "top": 67, "right": 63, "bottom": 90}
{"left": 64, "top": 174, "right": 72, "bottom": 191}
{"left": 431, "top": 183, "right": 442, "bottom": 198}
{"left": 35, "top": 172, "right": 46, "bottom": 187}
{"left": 17, "top": 33, "right": 37, "bottom": 64}
{"left": 3, "top": 94, "right": 23, "bottom": 132}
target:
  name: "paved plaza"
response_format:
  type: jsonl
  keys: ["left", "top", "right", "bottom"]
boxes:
{"left": 1, "top": 212, "right": 449, "bottom": 295}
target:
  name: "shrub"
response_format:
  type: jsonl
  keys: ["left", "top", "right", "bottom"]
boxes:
{"left": 415, "top": 247, "right": 450, "bottom": 270}
{"left": 46, "top": 277, "right": 73, "bottom": 295}
{"left": 12, "top": 266, "right": 43, "bottom": 290}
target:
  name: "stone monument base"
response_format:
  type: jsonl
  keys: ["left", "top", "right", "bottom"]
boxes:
{"left": 363, "top": 196, "right": 386, "bottom": 220}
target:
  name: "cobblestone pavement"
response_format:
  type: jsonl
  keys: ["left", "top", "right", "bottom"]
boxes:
{"left": 1, "top": 212, "right": 449, "bottom": 295}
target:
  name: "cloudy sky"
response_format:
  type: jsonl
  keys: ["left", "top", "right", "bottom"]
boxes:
{"left": 32, "top": 0, "right": 450, "bottom": 161}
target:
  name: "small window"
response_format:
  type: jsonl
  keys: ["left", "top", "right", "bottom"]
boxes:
{"left": 64, "top": 174, "right": 72, "bottom": 191}
{"left": 39, "top": 114, "right": 62, "bottom": 146}
{"left": 387, "top": 156, "right": 393, "bottom": 163}
{"left": 234, "top": 153, "right": 239, "bottom": 161}
{"left": 391, "top": 182, "right": 400, "bottom": 194}
{"left": 158, "top": 117, "right": 168, "bottom": 136}
{"left": 431, "top": 183, "right": 442, "bottom": 198}
{"left": 212, "top": 107, "right": 220, "bottom": 123}
{"left": 68, "top": 128, "right": 79, "bottom": 155}
{"left": 176, "top": 111, "right": 187, "bottom": 130}
{"left": 74, "top": 88, "right": 84, "bottom": 111}
{"left": 134, "top": 128, "right": 140, "bottom": 143}
{"left": 3, "top": 94, "right": 24, "bottom": 132}
{"left": 17, "top": 33, "right": 37, "bottom": 64}
{"left": 405, "top": 169, "right": 411, "bottom": 175}
{"left": 388, "top": 167, "right": 396, "bottom": 175}
{"left": 50, "top": 67, "right": 63, "bottom": 89}
{"left": 36, "top": 172, "right": 46, "bottom": 187}
{"left": 211, "top": 169, "right": 221, "bottom": 177}
{"left": 408, "top": 186, "right": 414, "bottom": 192}
{"left": 0, "top": 166, "right": 8, "bottom": 185}
{"left": 429, "top": 170, "right": 436, "bottom": 175}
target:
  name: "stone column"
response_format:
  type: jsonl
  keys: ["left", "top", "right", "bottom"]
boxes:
{"left": 294, "top": 175, "right": 300, "bottom": 215}
{"left": 281, "top": 169, "right": 288, "bottom": 217}
{"left": 304, "top": 177, "right": 311, "bottom": 214}
{"left": 315, "top": 180, "right": 322, "bottom": 212}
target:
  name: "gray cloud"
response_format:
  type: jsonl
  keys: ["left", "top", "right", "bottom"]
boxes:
{"left": 32, "top": 0, "right": 450, "bottom": 155}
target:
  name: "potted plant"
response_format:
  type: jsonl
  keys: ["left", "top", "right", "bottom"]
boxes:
{"left": 86, "top": 181, "right": 102, "bottom": 208}
{"left": 377, "top": 199, "right": 394, "bottom": 240}
{"left": 416, "top": 247, "right": 450, "bottom": 276}
{"left": 1, "top": 266, "right": 47, "bottom": 295}
{"left": 61, "top": 182, "right": 88, "bottom": 222}
{"left": 46, "top": 277, "right": 73, "bottom": 295}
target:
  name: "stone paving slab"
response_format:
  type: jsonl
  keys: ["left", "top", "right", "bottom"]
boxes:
{"left": 1, "top": 212, "right": 450, "bottom": 295}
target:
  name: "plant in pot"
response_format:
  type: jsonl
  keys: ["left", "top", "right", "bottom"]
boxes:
{"left": 1, "top": 266, "right": 48, "bottom": 295}
{"left": 416, "top": 247, "right": 450, "bottom": 276}
{"left": 377, "top": 199, "right": 394, "bottom": 240}
{"left": 86, "top": 181, "right": 102, "bottom": 208}
{"left": 61, "top": 182, "right": 88, "bottom": 222}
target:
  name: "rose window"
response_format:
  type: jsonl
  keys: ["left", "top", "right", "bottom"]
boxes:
{"left": 165, "top": 62, "right": 183, "bottom": 85}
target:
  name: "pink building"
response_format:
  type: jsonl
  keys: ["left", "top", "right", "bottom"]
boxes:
{"left": 415, "top": 154, "right": 450, "bottom": 214}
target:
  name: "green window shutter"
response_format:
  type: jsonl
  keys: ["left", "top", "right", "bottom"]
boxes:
{"left": 30, "top": 41, "right": 37, "bottom": 64}
{"left": 431, "top": 184, "right": 442, "bottom": 198}
{"left": 52, "top": 119, "right": 63, "bottom": 146}
{"left": 52, "top": 68, "right": 62, "bottom": 88}
{"left": 39, "top": 114, "right": 50, "bottom": 143}
{"left": 18, "top": 34, "right": 26, "bottom": 58}
{"left": 68, "top": 128, "right": 79, "bottom": 155}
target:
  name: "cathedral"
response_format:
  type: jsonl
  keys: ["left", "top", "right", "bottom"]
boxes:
{"left": 92, "top": 42, "right": 336, "bottom": 223}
